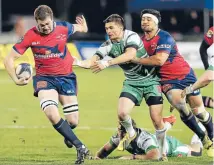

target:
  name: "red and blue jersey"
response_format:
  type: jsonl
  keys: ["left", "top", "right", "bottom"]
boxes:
{"left": 141, "top": 29, "right": 190, "bottom": 82}
{"left": 204, "top": 26, "right": 213, "bottom": 46}
{"left": 13, "top": 21, "right": 75, "bottom": 76}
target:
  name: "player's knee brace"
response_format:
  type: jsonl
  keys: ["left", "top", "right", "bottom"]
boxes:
{"left": 63, "top": 102, "right": 78, "bottom": 115}
{"left": 192, "top": 105, "right": 209, "bottom": 122}
{"left": 40, "top": 99, "right": 58, "bottom": 111}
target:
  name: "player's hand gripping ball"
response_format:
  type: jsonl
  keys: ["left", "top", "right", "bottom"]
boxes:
{"left": 15, "top": 63, "right": 33, "bottom": 80}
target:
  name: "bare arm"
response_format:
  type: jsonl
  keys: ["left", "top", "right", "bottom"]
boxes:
{"left": 4, "top": 49, "right": 29, "bottom": 85}
{"left": 73, "top": 55, "right": 100, "bottom": 68}
{"left": 91, "top": 47, "right": 137, "bottom": 73}
{"left": 181, "top": 70, "right": 214, "bottom": 98}
{"left": 95, "top": 141, "right": 117, "bottom": 159}
{"left": 192, "top": 70, "right": 214, "bottom": 90}
{"left": 73, "top": 15, "right": 88, "bottom": 33}
{"left": 132, "top": 52, "right": 169, "bottom": 66}
{"left": 108, "top": 47, "right": 137, "bottom": 66}
{"left": 119, "top": 148, "right": 159, "bottom": 160}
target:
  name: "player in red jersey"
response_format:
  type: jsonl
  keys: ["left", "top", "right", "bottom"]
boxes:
{"left": 131, "top": 9, "right": 213, "bottom": 157}
{"left": 4, "top": 5, "right": 89, "bottom": 164}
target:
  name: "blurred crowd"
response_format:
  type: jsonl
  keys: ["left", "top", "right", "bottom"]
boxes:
{"left": 1, "top": 0, "right": 213, "bottom": 42}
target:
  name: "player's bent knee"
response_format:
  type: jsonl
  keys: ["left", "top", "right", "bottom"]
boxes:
{"left": 63, "top": 103, "right": 78, "bottom": 115}
{"left": 40, "top": 99, "right": 58, "bottom": 111}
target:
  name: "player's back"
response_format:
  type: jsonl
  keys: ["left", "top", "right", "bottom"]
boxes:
{"left": 142, "top": 29, "right": 190, "bottom": 82}
{"left": 13, "top": 21, "right": 75, "bottom": 76}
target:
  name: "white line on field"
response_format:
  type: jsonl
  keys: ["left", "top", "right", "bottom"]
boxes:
{"left": 0, "top": 125, "right": 183, "bottom": 132}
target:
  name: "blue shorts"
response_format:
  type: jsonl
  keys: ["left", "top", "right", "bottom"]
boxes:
{"left": 33, "top": 73, "right": 77, "bottom": 97}
{"left": 161, "top": 69, "right": 200, "bottom": 96}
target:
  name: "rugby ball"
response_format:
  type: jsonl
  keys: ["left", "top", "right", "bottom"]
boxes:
{"left": 15, "top": 63, "right": 33, "bottom": 79}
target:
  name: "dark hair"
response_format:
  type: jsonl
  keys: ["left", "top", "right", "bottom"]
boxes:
{"left": 140, "top": 9, "right": 161, "bottom": 23}
{"left": 34, "top": 5, "right": 53, "bottom": 21}
{"left": 103, "top": 14, "right": 125, "bottom": 30}
{"left": 119, "top": 119, "right": 137, "bottom": 133}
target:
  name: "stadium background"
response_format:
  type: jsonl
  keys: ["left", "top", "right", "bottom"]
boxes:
{"left": 0, "top": 0, "right": 213, "bottom": 165}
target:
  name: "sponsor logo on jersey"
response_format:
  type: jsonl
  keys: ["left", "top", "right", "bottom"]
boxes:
{"left": 32, "top": 41, "right": 40, "bottom": 45}
{"left": 37, "top": 81, "right": 47, "bottom": 88}
{"left": 157, "top": 44, "right": 171, "bottom": 49}
{"left": 151, "top": 43, "right": 157, "bottom": 50}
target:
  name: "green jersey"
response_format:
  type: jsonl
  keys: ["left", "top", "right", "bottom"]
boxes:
{"left": 109, "top": 129, "right": 189, "bottom": 157}
{"left": 95, "top": 30, "right": 159, "bottom": 83}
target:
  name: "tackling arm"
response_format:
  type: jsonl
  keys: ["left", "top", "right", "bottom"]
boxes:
{"left": 132, "top": 52, "right": 169, "bottom": 66}
{"left": 108, "top": 47, "right": 137, "bottom": 66}
{"left": 73, "top": 55, "right": 100, "bottom": 68}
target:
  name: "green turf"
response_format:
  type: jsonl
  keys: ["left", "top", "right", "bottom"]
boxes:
{"left": 0, "top": 68, "right": 213, "bottom": 165}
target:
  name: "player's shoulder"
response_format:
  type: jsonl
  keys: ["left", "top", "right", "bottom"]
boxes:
{"left": 158, "top": 29, "right": 175, "bottom": 43}
{"left": 56, "top": 21, "right": 72, "bottom": 27}
{"left": 208, "top": 26, "right": 214, "bottom": 32}
{"left": 101, "top": 39, "right": 112, "bottom": 47}
{"left": 158, "top": 29, "right": 172, "bottom": 38}
{"left": 205, "top": 26, "right": 214, "bottom": 38}
{"left": 25, "top": 26, "right": 37, "bottom": 35}
{"left": 124, "top": 30, "right": 139, "bottom": 39}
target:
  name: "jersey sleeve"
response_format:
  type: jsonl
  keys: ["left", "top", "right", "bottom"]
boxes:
{"left": 95, "top": 40, "right": 111, "bottom": 59}
{"left": 65, "top": 22, "right": 74, "bottom": 37}
{"left": 204, "top": 27, "right": 213, "bottom": 46}
{"left": 57, "top": 21, "right": 74, "bottom": 38}
{"left": 13, "top": 30, "right": 31, "bottom": 55}
{"left": 137, "top": 131, "right": 158, "bottom": 154}
{"left": 156, "top": 34, "right": 174, "bottom": 54}
{"left": 125, "top": 33, "right": 141, "bottom": 50}
{"left": 109, "top": 132, "right": 120, "bottom": 147}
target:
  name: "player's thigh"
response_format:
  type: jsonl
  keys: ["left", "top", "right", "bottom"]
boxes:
{"left": 165, "top": 88, "right": 184, "bottom": 106}
{"left": 59, "top": 95, "right": 79, "bottom": 125}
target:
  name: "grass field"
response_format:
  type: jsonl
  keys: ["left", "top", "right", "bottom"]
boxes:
{"left": 0, "top": 68, "right": 213, "bottom": 165}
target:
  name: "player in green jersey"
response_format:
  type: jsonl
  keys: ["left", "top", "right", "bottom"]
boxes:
{"left": 94, "top": 116, "right": 202, "bottom": 160}
{"left": 74, "top": 14, "right": 168, "bottom": 160}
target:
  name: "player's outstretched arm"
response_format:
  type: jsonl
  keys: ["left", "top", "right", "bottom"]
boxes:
{"left": 4, "top": 49, "right": 30, "bottom": 86}
{"left": 94, "top": 141, "right": 117, "bottom": 159}
{"left": 73, "top": 55, "right": 100, "bottom": 69}
{"left": 119, "top": 148, "right": 159, "bottom": 160}
{"left": 132, "top": 52, "right": 169, "bottom": 66}
{"left": 73, "top": 15, "right": 88, "bottom": 33}
{"left": 91, "top": 47, "right": 136, "bottom": 73}
{"left": 181, "top": 70, "right": 214, "bottom": 98}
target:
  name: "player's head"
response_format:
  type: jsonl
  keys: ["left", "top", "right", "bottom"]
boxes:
{"left": 34, "top": 5, "right": 54, "bottom": 35}
{"left": 140, "top": 9, "right": 161, "bottom": 32}
{"left": 103, "top": 14, "right": 125, "bottom": 41}
{"left": 118, "top": 119, "right": 137, "bottom": 139}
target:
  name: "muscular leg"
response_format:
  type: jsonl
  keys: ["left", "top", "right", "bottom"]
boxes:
{"left": 148, "top": 96, "right": 167, "bottom": 160}
{"left": 59, "top": 95, "right": 79, "bottom": 148}
{"left": 117, "top": 96, "right": 136, "bottom": 151}
{"left": 38, "top": 89, "right": 83, "bottom": 149}
{"left": 166, "top": 89, "right": 206, "bottom": 140}
{"left": 118, "top": 97, "right": 135, "bottom": 137}
{"left": 187, "top": 94, "right": 213, "bottom": 140}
